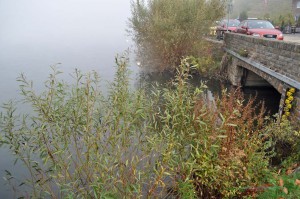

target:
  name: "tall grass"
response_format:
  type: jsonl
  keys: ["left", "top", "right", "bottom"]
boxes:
{"left": 0, "top": 56, "right": 282, "bottom": 198}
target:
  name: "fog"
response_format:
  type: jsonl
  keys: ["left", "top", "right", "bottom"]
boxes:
{"left": 0, "top": 0, "right": 133, "bottom": 101}
{"left": 0, "top": 0, "right": 131, "bottom": 45}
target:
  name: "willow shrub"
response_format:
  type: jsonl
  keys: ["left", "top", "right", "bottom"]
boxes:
{"left": 150, "top": 59, "right": 273, "bottom": 198}
{"left": 1, "top": 56, "right": 273, "bottom": 198}
{"left": 0, "top": 56, "right": 161, "bottom": 198}
{"left": 129, "top": 0, "right": 225, "bottom": 71}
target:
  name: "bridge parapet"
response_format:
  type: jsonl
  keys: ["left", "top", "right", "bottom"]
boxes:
{"left": 224, "top": 33, "right": 300, "bottom": 83}
{"left": 223, "top": 32, "right": 300, "bottom": 121}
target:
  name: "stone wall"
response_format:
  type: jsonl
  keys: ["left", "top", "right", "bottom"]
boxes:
{"left": 224, "top": 33, "right": 300, "bottom": 83}
{"left": 223, "top": 32, "right": 300, "bottom": 120}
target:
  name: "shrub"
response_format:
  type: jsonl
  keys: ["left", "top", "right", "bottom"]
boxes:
{"left": 0, "top": 56, "right": 276, "bottom": 198}
{"left": 264, "top": 117, "right": 300, "bottom": 167}
{"left": 0, "top": 56, "right": 164, "bottom": 198}
{"left": 144, "top": 58, "right": 274, "bottom": 198}
{"left": 258, "top": 172, "right": 300, "bottom": 199}
{"left": 129, "top": 0, "right": 225, "bottom": 71}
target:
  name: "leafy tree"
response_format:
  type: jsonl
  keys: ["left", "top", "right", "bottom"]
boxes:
{"left": 129, "top": 0, "right": 225, "bottom": 71}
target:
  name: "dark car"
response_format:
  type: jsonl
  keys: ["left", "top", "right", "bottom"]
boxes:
{"left": 216, "top": 19, "right": 240, "bottom": 40}
{"left": 234, "top": 19, "right": 283, "bottom": 40}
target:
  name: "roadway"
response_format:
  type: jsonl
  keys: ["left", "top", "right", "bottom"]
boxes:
{"left": 283, "top": 33, "right": 300, "bottom": 43}
{"left": 206, "top": 33, "right": 300, "bottom": 44}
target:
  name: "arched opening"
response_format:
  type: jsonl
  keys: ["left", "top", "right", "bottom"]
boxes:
{"left": 243, "top": 87, "right": 281, "bottom": 116}
{"left": 241, "top": 69, "right": 281, "bottom": 116}
{"left": 241, "top": 70, "right": 272, "bottom": 87}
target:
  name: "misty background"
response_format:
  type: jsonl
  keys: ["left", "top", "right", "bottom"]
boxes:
{"left": 232, "top": 0, "right": 292, "bottom": 20}
{"left": 0, "top": 0, "right": 134, "bottom": 101}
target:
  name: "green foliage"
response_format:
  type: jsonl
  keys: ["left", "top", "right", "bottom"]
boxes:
{"left": 185, "top": 55, "right": 217, "bottom": 75}
{"left": 264, "top": 117, "right": 300, "bottom": 167}
{"left": 272, "top": 13, "right": 296, "bottom": 29}
{"left": 0, "top": 56, "right": 160, "bottom": 198}
{"left": 258, "top": 172, "right": 300, "bottom": 199}
{"left": 145, "top": 58, "right": 273, "bottom": 198}
{"left": 129, "top": 0, "right": 225, "bottom": 71}
{"left": 178, "top": 179, "right": 197, "bottom": 198}
{"left": 0, "top": 56, "right": 289, "bottom": 198}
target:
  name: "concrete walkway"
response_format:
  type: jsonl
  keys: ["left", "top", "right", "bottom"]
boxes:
{"left": 284, "top": 33, "right": 300, "bottom": 43}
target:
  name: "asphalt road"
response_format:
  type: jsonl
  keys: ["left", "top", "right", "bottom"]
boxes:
{"left": 284, "top": 33, "right": 300, "bottom": 43}
{"left": 206, "top": 33, "right": 300, "bottom": 44}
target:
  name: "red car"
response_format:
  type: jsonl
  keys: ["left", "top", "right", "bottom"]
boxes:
{"left": 234, "top": 19, "right": 284, "bottom": 40}
{"left": 216, "top": 19, "right": 240, "bottom": 40}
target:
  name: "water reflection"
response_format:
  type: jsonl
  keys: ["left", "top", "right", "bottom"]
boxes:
{"left": 137, "top": 71, "right": 281, "bottom": 117}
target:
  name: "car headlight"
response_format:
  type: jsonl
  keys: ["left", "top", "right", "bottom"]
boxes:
{"left": 252, "top": 33, "right": 261, "bottom": 37}
{"left": 278, "top": 33, "right": 283, "bottom": 37}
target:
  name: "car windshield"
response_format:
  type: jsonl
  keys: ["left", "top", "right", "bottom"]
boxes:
{"left": 228, "top": 20, "right": 239, "bottom": 27}
{"left": 223, "top": 20, "right": 239, "bottom": 27}
{"left": 247, "top": 21, "right": 274, "bottom": 29}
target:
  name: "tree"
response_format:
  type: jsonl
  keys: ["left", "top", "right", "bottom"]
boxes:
{"left": 129, "top": 0, "right": 225, "bottom": 71}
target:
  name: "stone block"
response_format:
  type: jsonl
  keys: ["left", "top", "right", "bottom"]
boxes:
{"left": 295, "top": 45, "right": 300, "bottom": 53}
{"left": 225, "top": 32, "right": 300, "bottom": 109}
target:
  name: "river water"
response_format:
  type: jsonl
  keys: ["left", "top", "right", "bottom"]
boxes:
{"left": 0, "top": 1, "right": 281, "bottom": 198}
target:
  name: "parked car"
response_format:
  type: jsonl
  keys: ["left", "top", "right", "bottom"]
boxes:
{"left": 234, "top": 19, "right": 284, "bottom": 40}
{"left": 216, "top": 19, "right": 240, "bottom": 40}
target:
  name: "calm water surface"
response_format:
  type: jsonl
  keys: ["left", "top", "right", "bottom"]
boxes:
{"left": 0, "top": 1, "right": 281, "bottom": 197}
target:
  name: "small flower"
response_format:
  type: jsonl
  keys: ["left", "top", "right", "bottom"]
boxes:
{"left": 289, "top": 88, "right": 296, "bottom": 93}
{"left": 286, "top": 91, "right": 293, "bottom": 97}
{"left": 288, "top": 96, "right": 294, "bottom": 101}
{"left": 285, "top": 111, "right": 290, "bottom": 116}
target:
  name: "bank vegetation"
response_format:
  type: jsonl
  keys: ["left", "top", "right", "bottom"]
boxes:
{"left": 0, "top": 57, "right": 299, "bottom": 198}
{"left": 129, "top": 0, "right": 225, "bottom": 72}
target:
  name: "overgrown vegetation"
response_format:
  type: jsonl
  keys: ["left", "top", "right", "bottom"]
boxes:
{"left": 266, "top": 118, "right": 300, "bottom": 167}
{"left": 129, "top": 0, "right": 225, "bottom": 71}
{"left": 258, "top": 172, "right": 300, "bottom": 199}
{"left": 271, "top": 13, "right": 297, "bottom": 30}
{"left": 1, "top": 56, "right": 299, "bottom": 198}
